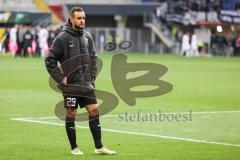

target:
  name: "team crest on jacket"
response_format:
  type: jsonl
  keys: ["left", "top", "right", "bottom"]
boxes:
{"left": 84, "top": 37, "right": 88, "bottom": 43}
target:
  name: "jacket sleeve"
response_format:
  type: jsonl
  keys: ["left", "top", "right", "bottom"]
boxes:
{"left": 45, "top": 35, "right": 65, "bottom": 84}
{"left": 88, "top": 34, "right": 97, "bottom": 81}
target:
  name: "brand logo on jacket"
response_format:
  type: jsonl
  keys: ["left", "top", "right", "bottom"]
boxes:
{"left": 69, "top": 40, "right": 74, "bottom": 48}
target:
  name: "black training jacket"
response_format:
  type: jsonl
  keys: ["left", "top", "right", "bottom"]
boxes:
{"left": 45, "top": 20, "right": 97, "bottom": 91}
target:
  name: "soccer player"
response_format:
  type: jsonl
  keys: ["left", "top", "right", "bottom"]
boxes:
{"left": 45, "top": 7, "right": 116, "bottom": 155}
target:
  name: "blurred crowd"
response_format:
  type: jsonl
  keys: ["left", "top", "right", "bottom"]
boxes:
{"left": 1, "top": 23, "right": 240, "bottom": 57}
{"left": 0, "top": 24, "right": 61, "bottom": 58}
{"left": 179, "top": 29, "right": 240, "bottom": 57}
{"left": 170, "top": 0, "right": 222, "bottom": 13}
{"left": 211, "top": 31, "right": 240, "bottom": 56}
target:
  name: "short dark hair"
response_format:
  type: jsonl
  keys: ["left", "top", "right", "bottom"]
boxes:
{"left": 69, "top": 7, "right": 84, "bottom": 17}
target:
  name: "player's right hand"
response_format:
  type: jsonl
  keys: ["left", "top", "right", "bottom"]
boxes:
{"left": 61, "top": 76, "right": 68, "bottom": 86}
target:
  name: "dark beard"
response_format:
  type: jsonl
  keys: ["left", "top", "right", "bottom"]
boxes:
{"left": 74, "top": 25, "right": 83, "bottom": 30}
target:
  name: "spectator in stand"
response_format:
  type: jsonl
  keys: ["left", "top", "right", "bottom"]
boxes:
{"left": 190, "top": 0, "right": 200, "bottom": 11}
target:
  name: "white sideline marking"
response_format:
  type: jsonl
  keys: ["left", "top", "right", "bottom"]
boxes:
{"left": 185, "top": 110, "right": 240, "bottom": 115}
{"left": 12, "top": 110, "right": 240, "bottom": 120}
{"left": 11, "top": 117, "right": 240, "bottom": 148}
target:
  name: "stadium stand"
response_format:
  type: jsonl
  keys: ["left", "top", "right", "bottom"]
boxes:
{"left": 44, "top": 0, "right": 143, "bottom": 5}
{"left": 1, "top": 0, "right": 240, "bottom": 55}
{"left": 33, "top": 0, "right": 62, "bottom": 24}
{"left": 0, "top": 0, "right": 38, "bottom": 12}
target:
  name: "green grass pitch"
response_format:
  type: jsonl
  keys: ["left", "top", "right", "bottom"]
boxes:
{"left": 0, "top": 53, "right": 240, "bottom": 160}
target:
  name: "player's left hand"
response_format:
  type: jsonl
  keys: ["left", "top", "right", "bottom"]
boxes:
{"left": 92, "top": 80, "right": 95, "bottom": 88}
